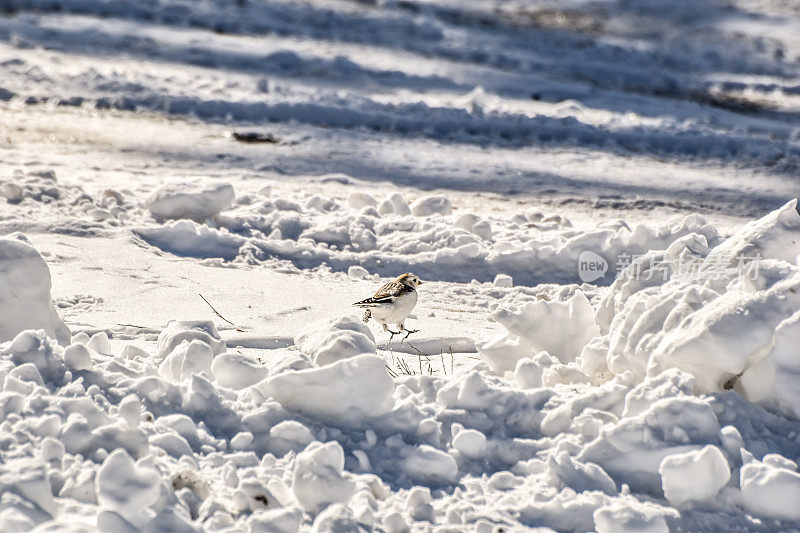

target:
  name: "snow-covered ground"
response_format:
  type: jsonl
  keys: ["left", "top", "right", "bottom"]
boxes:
{"left": 3, "top": 0, "right": 800, "bottom": 531}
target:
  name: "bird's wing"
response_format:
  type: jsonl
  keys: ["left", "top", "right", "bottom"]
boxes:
{"left": 353, "top": 280, "right": 411, "bottom": 307}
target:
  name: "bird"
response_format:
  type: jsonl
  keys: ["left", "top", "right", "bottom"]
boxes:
{"left": 353, "top": 273, "right": 422, "bottom": 341}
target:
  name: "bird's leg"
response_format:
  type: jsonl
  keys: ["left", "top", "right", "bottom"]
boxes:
{"left": 363, "top": 309, "right": 372, "bottom": 323}
{"left": 399, "top": 322, "right": 419, "bottom": 341}
{"left": 384, "top": 323, "right": 402, "bottom": 342}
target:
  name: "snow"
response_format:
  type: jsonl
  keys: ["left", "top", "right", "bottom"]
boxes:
{"left": 739, "top": 458, "right": 800, "bottom": 521}
{"left": 146, "top": 182, "right": 235, "bottom": 222}
{"left": 410, "top": 195, "right": 452, "bottom": 217}
{"left": 594, "top": 501, "right": 673, "bottom": 533}
{"left": 62, "top": 342, "right": 91, "bottom": 371}
{"left": 294, "top": 316, "right": 376, "bottom": 366}
{"left": 135, "top": 220, "right": 245, "bottom": 261}
{"left": 659, "top": 445, "right": 731, "bottom": 505}
{"left": 401, "top": 445, "right": 458, "bottom": 484}
{"left": 492, "top": 273, "right": 513, "bottom": 288}
{"left": 269, "top": 421, "right": 315, "bottom": 456}
{"left": 451, "top": 428, "right": 488, "bottom": 460}
{"left": 0, "top": 235, "right": 70, "bottom": 345}
{"left": 346, "top": 265, "right": 370, "bottom": 280}
{"left": 210, "top": 352, "right": 268, "bottom": 390}
{"left": 96, "top": 449, "right": 161, "bottom": 524}
{"left": 4, "top": 0, "right": 800, "bottom": 529}
{"left": 478, "top": 290, "right": 599, "bottom": 372}
{"left": 292, "top": 441, "right": 355, "bottom": 513}
{"left": 159, "top": 339, "right": 214, "bottom": 383}
{"left": 157, "top": 321, "right": 227, "bottom": 360}
{"left": 253, "top": 354, "right": 394, "bottom": 423}
{"left": 585, "top": 199, "right": 800, "bottom": 423}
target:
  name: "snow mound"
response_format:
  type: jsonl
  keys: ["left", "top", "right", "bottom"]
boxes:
{"left": 580, "top": 392, "right": 721, "bottom": 492}
{"left": 96, "top": 449, "right": 161, "bottom": 523}
{"left": 62, "top": 342, "right": 92, "bottom": 371}
{"left": 477, "top": 291, "right": 599, "bottom": 372}
{"left": 493, "top": 273, "right": 512, "bottom": 287}
{"left": 410, "top": 196, "right": 451, "bottom": 217}
{"left": 583, "top": 199, "right": 800, "bottom": 418}
{"left": 739, "top": 309, "right": 800, "bottom": 418}
{"left": 347, "top": 192, "right": 377, "bottom": 210}
{"left": 135, "top": 220, "right": 244, "bottom": 260}
{"left": 146, "top": 182, "right": 235, "bottom": 221}
{"left": 455, "top": 213, "right": 493, "bottom": 241}
{"left": 0, "top": 458, "right": 58, "bottom": 519}
{"left": 739, "top": 457, "right": 800, "bottom": 521}
{"left": 3, "top": 330, "right": 66, "bottom": 384}
{"left": 402, "top": 445, "right": 458, "bottom": 484}
{"left": 292, "top": 441, "right": 355, "bottom": 513}
{"left": 132, "top": 179, "right": 728, "bottom": 285}
{"left": 0, "top": 235, "right": 70, "bottom": 345}
{"left": 157, "top": 320, "right": 226, "bottom": 359}
{"left": 659, "top": 445, "right": 730, "bottom": 505}
{"left": 347, "top": 265, "right": 370, "bottom": 279}
{"left": 377, "top": 193, "right": 410, "bottom": 216}
{"left": 211, "top": 352, "right": 268, "bottom": 390}
{"left": 294, "top": 317, "right": 376, "bottom": 366}
{"left": 252, "top": 354, "right": 393, "bottom": 423}
{"left": 269, "top": 420, "right": 315, "bottom": 455}
{"left": 594, "top": 501, "right": 674, "bottom": 533}
{"left": 159, "top": 339, "right": 214, "bottom": 382}
{"left": 452, "top": 428, "right": 487, "bottom": 460}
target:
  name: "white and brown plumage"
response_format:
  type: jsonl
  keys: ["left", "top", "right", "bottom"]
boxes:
{"left": 353, "top": 273, "right": 422, "bottom": 340}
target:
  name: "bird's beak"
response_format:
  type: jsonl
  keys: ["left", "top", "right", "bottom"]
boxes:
{"left": 417, "top": 280, "right": 424, "bottom": 285}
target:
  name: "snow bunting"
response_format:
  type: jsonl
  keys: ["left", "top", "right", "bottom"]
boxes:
{"left": 354, "top": 273, "right": 422, "bottom": 340}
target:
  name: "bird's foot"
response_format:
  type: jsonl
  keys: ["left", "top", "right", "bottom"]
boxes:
{"left": 363, "top": 309, "right": 372, "bottom": 323}
{"left": 401, "top": 328, "right": 419, "bottom": 342}
{"left": 387, "top": 328, "right": 402, "bottom": 342}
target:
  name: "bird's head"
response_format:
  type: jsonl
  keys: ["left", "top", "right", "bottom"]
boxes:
{"left": 398, "top": 273, "right": 422, "bottom": 288}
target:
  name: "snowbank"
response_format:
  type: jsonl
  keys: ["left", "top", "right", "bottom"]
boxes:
{"left": 574, "top": 200, "right": 800, "bottom": 420}
{"left": 0, "top": 235, "right": 70, "bottom": 345}
{"left": 132, "top": 187, "right": 725, "bottom": 285}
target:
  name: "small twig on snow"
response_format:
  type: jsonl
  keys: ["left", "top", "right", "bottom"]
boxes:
{"left": 450, "top": 346, "right": 454, "bottom": 374}
{"left": 198, "top": 293, "right": 246, "bottom": 331}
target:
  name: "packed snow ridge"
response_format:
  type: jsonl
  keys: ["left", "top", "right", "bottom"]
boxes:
{"left": 129, "top": 180, "right": 722, "bottom": 286}
{"left": 4, "top": 199, "right": 800, "bottom": 530}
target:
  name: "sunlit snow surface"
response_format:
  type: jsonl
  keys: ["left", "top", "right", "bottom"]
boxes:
{"left": 3, "top": 0, "right": 800, "bottom": 531}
